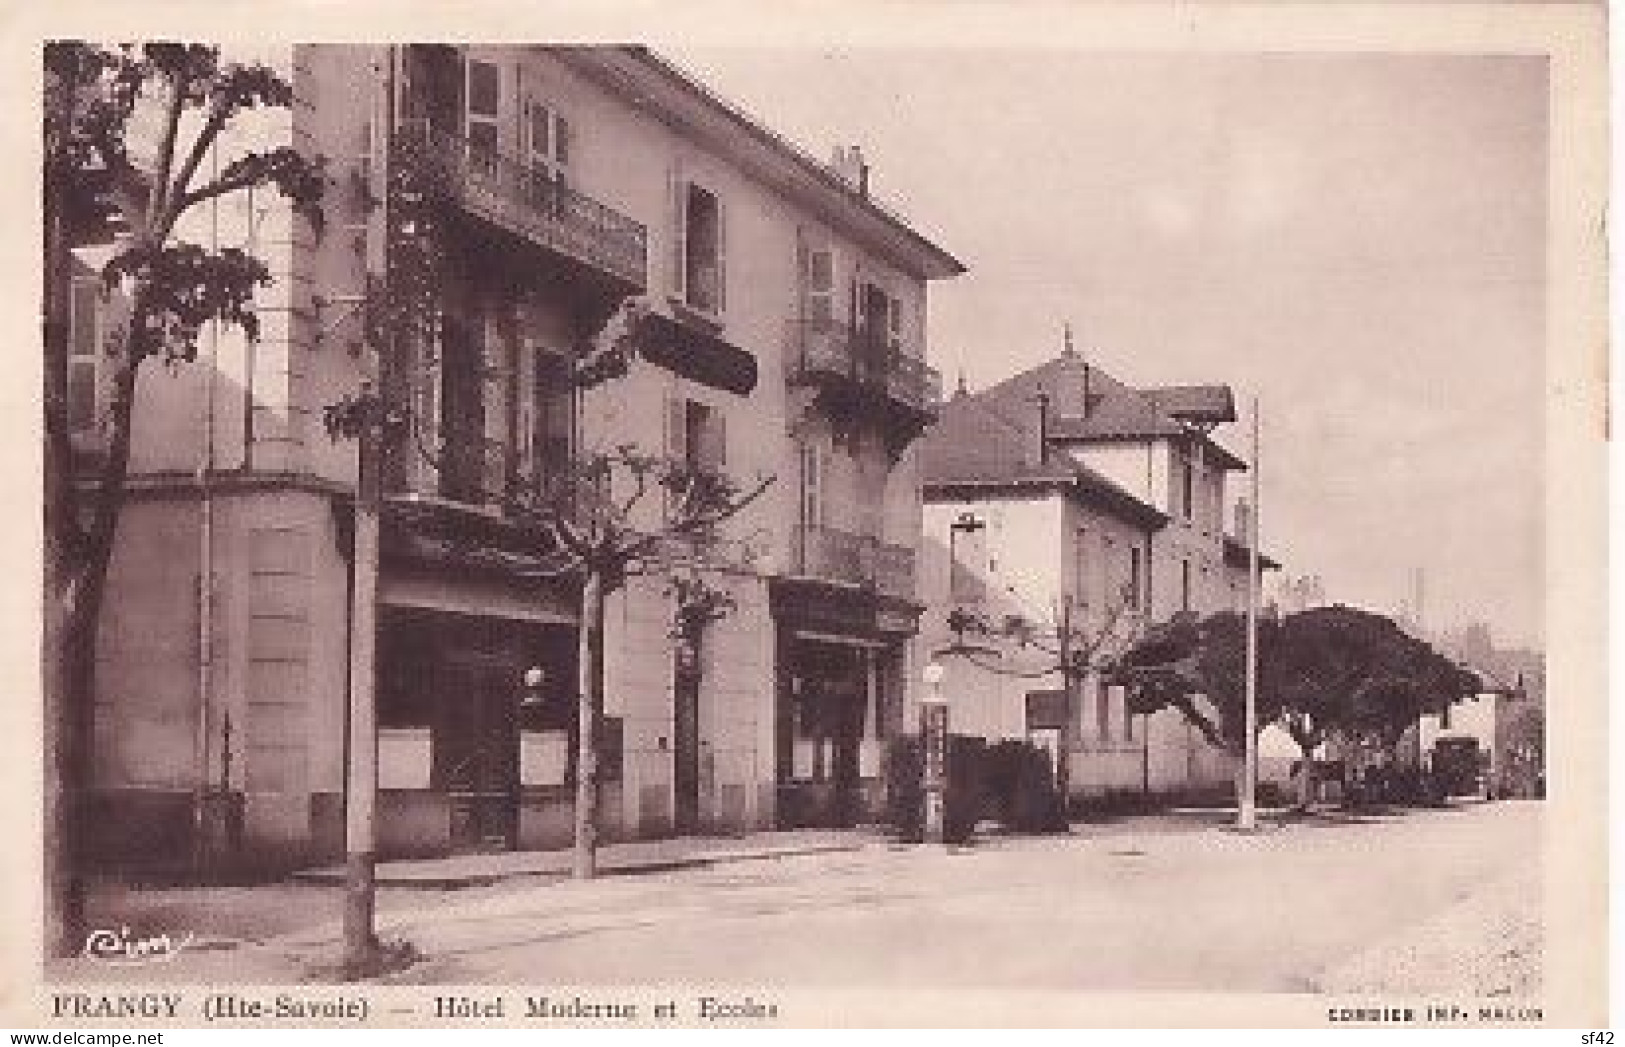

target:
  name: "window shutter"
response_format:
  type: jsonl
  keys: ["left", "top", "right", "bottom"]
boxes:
{"left": 515, "top": 338, "right": 537, "bottom": 487}
{"left": 666, "top": 394, "right": 688, "bottom": 463}
{"left": 1166, "top": 445, "right": 1181, "bottom": 515}
{"left": 554, "top": 113, "right": 571, "bottom": 168}
{"left": 802, "top": 439, "right": 824, "bottom": 530}
{"left": 715, "top": 195, "right": 727, "bottom": 312}
{"left": 668, "top": 163, "right": 687, "bottom": 300}
{"left": 705, "top": 409, "right": 727, "bottom": 473}
{"left": 794, "top": 226, "right": 808, "bottom": 324}
{"left": 67, "top": 279, "right": 99, "bottom": 435}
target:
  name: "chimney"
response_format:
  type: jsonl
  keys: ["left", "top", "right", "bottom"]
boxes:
{"left": 830, "top": 144, "right": 870, "bottom": 198}
{"left": 1033, "top": 388, "right": 1051, "bottom": 466}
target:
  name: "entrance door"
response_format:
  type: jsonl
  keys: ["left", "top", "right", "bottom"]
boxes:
{"left": 439, "top": 654, "right": 519, "bottom": 852}
{"left": 673, "top": 658, "right": 702, "bottom": 834}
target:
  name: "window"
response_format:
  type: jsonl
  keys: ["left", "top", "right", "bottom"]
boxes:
{"left": 522, "top": 96, "right": 569, "bottom": 214}
{"left": 667, "top": 395, "right": 727, "bottom": 485}
{"left": 1179, "top": 452, "right": 1195, "bottom": 522}
{"left": 464, "top": 58, "right": 501, "bottom": 176}
{"left": 1095, "top": 679, "right": 1111, "bottom": 743}
{"left": 798, "top": 238, "right": 835, "bottom": 327}
{"left": 1100, "top": 534, "right": 1115, "bottom": 613}
{"left": 800, "top": 440, "right": 825, "bottom": 529}
{"left": 1128, "top": 546, "right": 1143, "bottom": 609}
{"left": 1124, "top": 697, "right": 1136, "bottom": 742}
{"left": 1073, "top": 529, "right": 1089, "bottom": 608}
{"left": 1180, "top": 559, "right": 1192, "bottom": 613}
{"left": 858, "top": 281, "right": 902, "bottom": 356}
{"left": 527, "top": 349, "right": 572, "bottom": 490}
{"left": 679, "top": 181, "right": 725, "bottom": 314}
{"left": 68, "top": 277, "right": 102, "bottom": 437}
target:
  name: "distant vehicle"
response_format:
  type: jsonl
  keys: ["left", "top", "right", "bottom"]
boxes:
{"left": 1431, "top": 736, "right": 1487, "bottom": 798}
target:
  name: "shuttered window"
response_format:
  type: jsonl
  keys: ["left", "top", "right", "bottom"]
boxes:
{"left": 465, "top": 58, "right": 500, "bottom": 175}
{"left": 797, "top": 234, "right": 835, "bottom": 327}
{"left": 522, "top": 95, "right": 570, "bottom": 213}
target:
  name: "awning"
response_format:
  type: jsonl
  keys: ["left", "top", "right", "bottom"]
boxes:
{"left": 635, "top": 310, "right": 758, "bottom": 396}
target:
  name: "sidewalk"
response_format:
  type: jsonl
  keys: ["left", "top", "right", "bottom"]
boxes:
{"left": 293, "top": 828, "right": 873, "bottom": 888}
{"left": 52, "top": 828, "right": 882, "bottom": 984}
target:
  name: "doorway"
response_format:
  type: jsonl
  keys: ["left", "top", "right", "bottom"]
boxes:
{"left": 438, "top": 652, "right": 520, "bottom": 852}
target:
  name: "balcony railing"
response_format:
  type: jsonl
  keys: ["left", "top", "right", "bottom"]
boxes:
{"left": 785, "top": 318, "right": 941, "bottom": 415}
{"left": 391, "top": 430, "right": 575, "bottom": 514}
{"left": 797, "top": 524, "right": 917, "bottom": 600}
{"left": 392, "top": 119, "right": 647, "bottom": 290}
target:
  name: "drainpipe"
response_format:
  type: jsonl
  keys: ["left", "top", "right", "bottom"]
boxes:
{"left": 193, "top": 143, "right": 223, "bottom": 876}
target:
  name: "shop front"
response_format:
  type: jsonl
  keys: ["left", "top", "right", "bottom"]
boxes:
{"left": 770, "top": 578, "right": 917, "bottom": 829}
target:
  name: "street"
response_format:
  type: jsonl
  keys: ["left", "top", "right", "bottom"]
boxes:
{"left": 58, "top": 801, "right": 1540, "bottom": 993}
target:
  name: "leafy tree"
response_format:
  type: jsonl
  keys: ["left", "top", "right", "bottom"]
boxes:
{"left": 43, "top": 41, "right": 323, "bottom": 957}
{"left": 1113, "top": 610, "right": 1282, "bottom": 756}
{"left": 1114, "top": 605, "right": 1478, "bottom": 810}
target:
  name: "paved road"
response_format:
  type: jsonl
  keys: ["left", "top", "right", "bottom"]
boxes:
{"left": 330, "top": 800, "right": 1538, "bottom": 992}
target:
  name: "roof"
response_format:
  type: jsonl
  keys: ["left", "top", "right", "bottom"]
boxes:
{"left": 556, "top": 46, "right": 966, "bottom": 282}
{"left": 952, "top": 350, "right": 1248, "bottom": 469}
{"left": 1223, "top": 535, "right": 1281, "bottom": 571}
{"left": 921, "top": 393, "right": 1168, "bottom": 530}
{"left": 1146, "top": 385, "right": 1237, "bottom": 425}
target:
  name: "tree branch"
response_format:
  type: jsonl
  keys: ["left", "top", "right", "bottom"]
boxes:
{"left": 148, "top": 73, "right": 185, "bottom": 227}
{"left": 164, "top": 101, "right": 229, "bottom": 229}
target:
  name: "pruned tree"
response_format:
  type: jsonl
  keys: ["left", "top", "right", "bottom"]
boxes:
{"left": 938, "top": 583, "right": 1145, "bottom": 801}
{"left": 326, "top": 298, "right": 773, "bottom": 881}
{"left": 43, "top": 41, "right": 324, "bottom": 957}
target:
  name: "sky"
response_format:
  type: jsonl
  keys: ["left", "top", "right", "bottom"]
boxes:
{"left": 669, "top": 47, "right": 1548, "bottom": 651}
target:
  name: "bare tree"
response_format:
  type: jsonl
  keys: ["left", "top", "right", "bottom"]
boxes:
{"left": 327, "top": 298, "right": 773, "bottom": 882}
{"left": 940, "top": 584, "right": 1144, "bottom": 801}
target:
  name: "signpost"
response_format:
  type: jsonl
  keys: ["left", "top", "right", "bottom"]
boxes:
{"left": 920, "top": 662, "right": 948, "bottom": 845}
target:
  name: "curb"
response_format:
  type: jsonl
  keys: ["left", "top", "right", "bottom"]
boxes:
{"left": 290, "top": 841, "right": 867, "bottom": 890}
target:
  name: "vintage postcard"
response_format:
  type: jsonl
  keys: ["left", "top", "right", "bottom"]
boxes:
{"left": 2, "top": 0, "right": 1609, "bottom": 1031}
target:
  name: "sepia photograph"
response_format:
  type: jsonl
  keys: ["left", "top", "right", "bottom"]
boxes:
{"left": 14, "top": 1, "right": 1609, "bottom": 1031}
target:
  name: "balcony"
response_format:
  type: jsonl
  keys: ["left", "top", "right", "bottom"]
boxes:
{"left": 391, "top": 119, "right": 647, "bottom": 292}
{"left": 785, "top": 319, "right": 941, "bottom": 450}
{"left": 795, "top": 524, "right": 917, "bottom": 601}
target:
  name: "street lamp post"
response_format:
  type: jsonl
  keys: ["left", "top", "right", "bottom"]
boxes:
{"left": 920, "top": 662, "right": 949, "bottom": 845}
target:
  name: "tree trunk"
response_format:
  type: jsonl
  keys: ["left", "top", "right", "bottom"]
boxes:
{"left": 1295, "top": 746, "right": 1317, "bottom": 810}
{"left": 572, "top": 570, "right": 604, "bottom": 879}
{"left": 43, "top": 184, "right": 80, "bottom": 959}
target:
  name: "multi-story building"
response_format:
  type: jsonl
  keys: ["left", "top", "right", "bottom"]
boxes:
{"left": 914, "top": 339, "right": 1277, "bottom": 802}
{"left": 75, "top": 44, "right": 962, "bottom": 870}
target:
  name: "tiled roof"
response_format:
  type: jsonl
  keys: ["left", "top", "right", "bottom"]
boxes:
{"left": 1146, "top": 384, "right": 1237, "bottom": 425}
{"left": 921, "top": 390, "right": 1168, "bottom": 529}
{"left": 939, "top": 351, "right": 1246, "bottom": 468}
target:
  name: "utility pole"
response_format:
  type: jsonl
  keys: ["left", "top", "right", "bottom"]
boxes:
{"left": 1057, "top": 594, "right": 1075, "bottom": 807}
{"left": 1238, "top": 395, "right": 1261, "bottom": 832}
{"left": 343, "top": 385, "right": 382, "bottom": 975}
{"left": 573, "top": 569, "right": 603, "bottom": 879}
